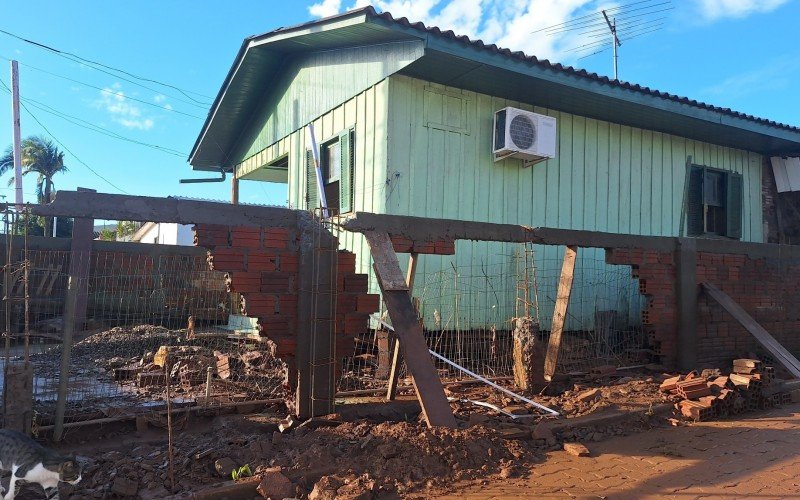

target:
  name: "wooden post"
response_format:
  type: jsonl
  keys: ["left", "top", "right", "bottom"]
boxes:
{"left": 364, "top": 232, "right": 455, "bottom": 428}
{"left": 543, "top": 246, "right": 577, "bottom": 381}
{"left": 386, "top": 252, "right": 417, "bottom": 400}
{"left": 231, "top": 173, "right": 239, "bottom": 205}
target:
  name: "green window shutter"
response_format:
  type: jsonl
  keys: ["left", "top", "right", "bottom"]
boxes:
{"left": 306, "top": 149, "right": 318, "bottom": 211}
{"left": 687, "top": 165, "right": 704, "bottom": 236}
{"left": 726, "top": 172, "right": 743, "bottom": 239}
{"left": 338, "top": 129, "right": 354, "bottom": 214}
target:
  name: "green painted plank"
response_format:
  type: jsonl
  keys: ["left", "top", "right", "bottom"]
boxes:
{"left": 619, "top": 126, "right": 632, "bottom": 234}
{"left": 595, "top": 120, "right": 610, "bottom": 231}
{"left": 607, "top": 123, "right": 621, "bottom": 233}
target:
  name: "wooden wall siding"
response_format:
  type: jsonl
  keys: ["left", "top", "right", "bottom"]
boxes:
{"left": 385, "top": 75, "right": 763, "bottom": 330}
{"left": 240, "top": 82, "right": 390, "bottom": 297}
{"left": 230, "top": 41, "right": 422, "bottom": 168}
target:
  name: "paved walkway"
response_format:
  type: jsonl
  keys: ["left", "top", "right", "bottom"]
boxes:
{"left": 443, "top": 404, "right": 800, "bottom": 499}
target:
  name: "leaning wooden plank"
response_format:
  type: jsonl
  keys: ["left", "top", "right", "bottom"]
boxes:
{"left": 387, "top": 252, "right": 418, "bottom": 401}
{"left": 543, "top": 246, "right": 578, "bottom": 381}
{"left": 702, "top": 283, "right": 800, "bottom": 378}
{"left": 364, "top": 231, "right": 456, "bottom": 428}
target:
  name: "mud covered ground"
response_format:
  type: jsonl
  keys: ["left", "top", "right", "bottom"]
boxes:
{"left": 9, "top": 371, "right": 675, "bottom": 499}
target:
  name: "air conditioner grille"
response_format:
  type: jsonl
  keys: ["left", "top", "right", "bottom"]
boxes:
{"left": 509, "top": 114, "right": 536, "bottom": 149}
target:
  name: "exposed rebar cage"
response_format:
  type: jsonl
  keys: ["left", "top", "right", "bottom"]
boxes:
{"left": 335, "top": 241, "right": 649, "bottom": 393}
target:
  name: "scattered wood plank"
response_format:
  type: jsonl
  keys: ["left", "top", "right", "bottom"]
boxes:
{"left": 702, "top": 283, "right": 800, "bottom": 378}
{"left": 544, "top": 246, "right": 578, "bottom": 381}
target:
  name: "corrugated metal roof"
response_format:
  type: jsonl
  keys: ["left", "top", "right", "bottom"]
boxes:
{"left": 189, "top": 6, "right": 800, "bottom": 170}
{"left": 366, "top": 8, "right": 797, "bottom": 134}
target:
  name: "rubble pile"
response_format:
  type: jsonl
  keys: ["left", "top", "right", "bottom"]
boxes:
{"left": 661, "top": 358, "right": 800, "bottom": 421}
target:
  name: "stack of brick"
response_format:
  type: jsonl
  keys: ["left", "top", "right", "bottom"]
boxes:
{"left": 194, "top": 224, "right": 379, "bottom": 362}
{"left": 659, "top": 358, "right": 793, "bottom": 422}
{"left": 605, "top": 248, "right": 677, "bottom": 366}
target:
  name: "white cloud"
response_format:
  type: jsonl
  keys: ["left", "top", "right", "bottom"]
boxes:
{"left": 309, "top": 0, "right": 343, "bottom": 17}
{"left": 154, "top": 94, "right": 167, "bottom": 103}
{"left": 94, "top": 83, "right": 154, "bottom": 130}
{"left": 696, "top": 0, "right": 790, "bottom": 20}
{"left": 308, "top": 0, "right": 634, "bottom": 64}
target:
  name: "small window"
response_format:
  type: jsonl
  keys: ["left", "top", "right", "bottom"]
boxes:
{"left": 687, "top": 165, "right": 742, "bottom": 239}
{"left": 306, "top": 128, "right": 354, "bottom": 215}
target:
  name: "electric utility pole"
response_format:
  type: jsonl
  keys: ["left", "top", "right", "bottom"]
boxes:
{"left": 602, "top": 10, "right": 621, "bottom": 80}
{"left": 10, "top": 61, "right": 23, "bottom": 210}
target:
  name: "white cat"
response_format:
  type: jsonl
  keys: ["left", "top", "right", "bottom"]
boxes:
{"left": 0, "top": 429, "right": 82, "bottom": 500}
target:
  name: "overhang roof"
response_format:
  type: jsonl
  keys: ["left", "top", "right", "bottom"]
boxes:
{"left": 189, "top": 6, "right": 800, "bottom": 170}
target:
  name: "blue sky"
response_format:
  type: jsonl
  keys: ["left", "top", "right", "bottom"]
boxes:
{"left": 0, "top": 0, "right": 798, "bottom": 209}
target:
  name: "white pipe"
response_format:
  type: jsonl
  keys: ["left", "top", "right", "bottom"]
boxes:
{"left": 307, "top": 123, "right": 329, "bottom": 218}
{"left": 10, "top": 61, "right": 23, "bottom": 210}
{"left": 429, "top": 349, "right": 560, "bottom": 416}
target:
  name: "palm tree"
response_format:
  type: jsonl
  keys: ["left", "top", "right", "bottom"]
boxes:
{"left": 0, "top": 136, "right": 68, "bottom": 236}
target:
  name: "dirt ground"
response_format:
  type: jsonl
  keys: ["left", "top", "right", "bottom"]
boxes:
{"left": 5, "top": 371, "right": 672, "bottom": 499}
{"left": 5, "top": 368, "right": 796, "bottom": 499}
{"left": 439, "top": 403, "right": 800, "bottom": 499}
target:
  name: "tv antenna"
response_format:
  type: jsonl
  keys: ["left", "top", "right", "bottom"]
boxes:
{"left": 602, "top": 10, "right": 621, "bottom": 80}
{"left": 532, "top": 0, "right": 673, "bottom": 80}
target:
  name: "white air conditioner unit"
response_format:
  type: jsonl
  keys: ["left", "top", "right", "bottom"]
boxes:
{"left": 493, "top": 107, "right": 557, "bottom": 164}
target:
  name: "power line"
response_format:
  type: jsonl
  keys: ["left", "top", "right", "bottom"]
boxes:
{"left": 22, "top": 98, "right": 187, "bottom": 157}
{"left": 535, "top": 0, "right": 669, "bottom": 34}
{"left": 0, "top": 27, "right": 213, "bottom": 105}
{"left": 0, "top": 79, "right": 186, "bottom": 157}
{"left": 0, "top": 54, "right": 203, "bottom": 119}
{"left": 0, "top": 79, "right": 130, "bottom": 194}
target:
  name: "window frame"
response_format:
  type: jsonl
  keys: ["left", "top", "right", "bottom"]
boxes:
{"left": 686, "top": 163, "right": 743, "bottom": 240}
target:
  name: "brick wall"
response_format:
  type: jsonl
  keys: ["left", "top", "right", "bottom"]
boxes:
{"left": 195, "top": 224, "right": 380, "bottom": 364}
{"left": 606, "top": 247, "right": 800, "bottom": 370}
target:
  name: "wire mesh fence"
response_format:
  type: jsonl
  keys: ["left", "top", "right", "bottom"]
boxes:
{"left": 335, "top": 241, "right": 648, "bottom": 392}
{"left": 1, "top": 210, "right": 289, "bottom": 433}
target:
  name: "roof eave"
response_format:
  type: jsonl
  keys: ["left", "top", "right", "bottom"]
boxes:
{"left": 188, "top": 9, "right": 373, "bottom": 167}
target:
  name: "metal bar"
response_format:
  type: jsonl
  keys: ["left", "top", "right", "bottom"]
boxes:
{"left": 430, "top": 350, "right": 559, "bottom": 416}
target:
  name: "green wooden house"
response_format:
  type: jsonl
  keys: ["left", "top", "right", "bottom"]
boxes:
{"left": 189, "top": 7, "right": 800, "bottom": 332}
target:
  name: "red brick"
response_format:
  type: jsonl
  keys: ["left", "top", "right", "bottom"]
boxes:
{"left": 356, "top": 294, "right": 380, "bottom": 313}
{"left": 260, "top": 272, "right": 296, "bottom": 293}
{"left": 391, "top": 236, "right": 414, "bottom": 253}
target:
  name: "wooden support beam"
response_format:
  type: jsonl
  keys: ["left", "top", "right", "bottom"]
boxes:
{"left": 364, "top": 232, "right": 456, "bottom": 428}
{"left": 231, "top": 174, "right": 240, "bottom": 205}
{"left": 386, "top": 252, "right": 418, "bottom": 401}
{"left": 702, "top": 283, "right": 800, "bottom": 378}
{"left": 543, "top": 246, "right": 578, "bottom": 381}
{"left": 30, "top": 191, "right": 297, "bottom": 228}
